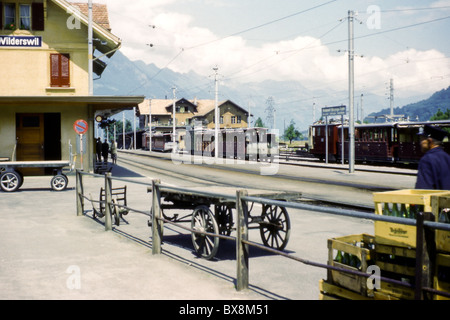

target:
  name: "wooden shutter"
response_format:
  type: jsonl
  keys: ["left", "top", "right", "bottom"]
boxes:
{"left": 32, "top": 2, "right": 44, "bottom": 31}
{"left": 0, "top": 2, "right": 3, "bottom": 30}
{"left": 50, "top": 54, "right": 70, "bottom": 87}
{"left": 60, "top": 54, "right": 70, "bottom": 87}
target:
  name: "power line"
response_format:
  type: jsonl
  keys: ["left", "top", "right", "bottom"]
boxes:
{"left": 185, "top": 0, "right": 338, "bottom": 50}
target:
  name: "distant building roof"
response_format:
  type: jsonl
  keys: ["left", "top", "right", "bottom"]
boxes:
{"left": 71, "top": 2, "right": 111, "bottom": 31}
{"left": 139, "top": 99, "right": 229, "bottom": 116}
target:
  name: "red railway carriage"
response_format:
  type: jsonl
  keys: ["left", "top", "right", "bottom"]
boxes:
{"left": 309, "top": 120, "right": 450, "bottom": 165}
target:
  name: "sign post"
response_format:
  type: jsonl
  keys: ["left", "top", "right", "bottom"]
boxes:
{"left": 74, "top": 120, "right": 88, "bottom": 170}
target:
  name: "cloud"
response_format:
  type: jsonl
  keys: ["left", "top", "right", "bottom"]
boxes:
{"left": 98, "top": 0, "right": 449, "bottom": 99}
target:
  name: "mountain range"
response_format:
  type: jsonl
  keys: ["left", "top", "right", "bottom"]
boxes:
{"left": 94, "top": 51, "right": 449, "bottom": 131}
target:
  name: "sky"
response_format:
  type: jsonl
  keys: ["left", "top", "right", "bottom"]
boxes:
{"left": 93, "top": 0, "right": 450, "bottom": 117}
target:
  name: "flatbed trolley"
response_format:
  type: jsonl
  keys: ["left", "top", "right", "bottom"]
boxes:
{"left": 0, "top": 160, "right": 72, "bottom": 192}
{"left": 149, "top": 187, "right": 301, "bottom": 260}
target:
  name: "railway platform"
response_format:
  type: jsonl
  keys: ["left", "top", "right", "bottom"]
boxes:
{"left": 0, "top": 152, "right": 419, "bottom": 301}
{"left": 0, "top": 170, "right": 264, "bottom": 300}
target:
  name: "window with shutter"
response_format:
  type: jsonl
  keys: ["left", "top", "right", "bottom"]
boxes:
{"left": 50, "top": 53, "right": 70, "bottom": 87}
{"left": 0, "top": 2, "right": 3, "bottom": 30}
{"left": 31, "top": 2, "right": 44, "bottom": 31}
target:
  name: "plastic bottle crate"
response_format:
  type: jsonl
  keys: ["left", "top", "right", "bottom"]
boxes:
{"left": 434, "top": 253, "right": 450, "bottom": 300}
{"left": 373, "top": 189, "right": 450, "bottom": 248}
{"left": 431, "top": 195, "right": 450, "bottom": 253}
{"left": 327, "top": 234, "right": 375, "bottom": 296}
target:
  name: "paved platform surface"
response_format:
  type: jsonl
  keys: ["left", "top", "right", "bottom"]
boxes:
{"left": 0, "top": 171, "right": 265, "bottom": 300}
{"left": 0, "top": 157, "right": 417, "bottom": 301}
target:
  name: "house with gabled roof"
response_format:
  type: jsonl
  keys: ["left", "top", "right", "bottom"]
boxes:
{"left": 138, "top": 98, "right": 250, "bottom": 132}
{"left": 0, "top": 1, "right": 144, "bottom": 173}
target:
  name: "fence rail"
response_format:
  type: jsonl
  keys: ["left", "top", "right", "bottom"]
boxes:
{"left": 75, "top": 169, "right": 450, "bottom": 300}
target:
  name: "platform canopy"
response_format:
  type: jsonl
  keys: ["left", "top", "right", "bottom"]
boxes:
{"left": 0, "top": 95, "right": 145, "bottom": 116}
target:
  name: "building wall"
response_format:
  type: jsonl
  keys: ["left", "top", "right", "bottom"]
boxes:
{"left": 0, "top": 1, "right": 89, "bottom": 96}
{"left": 205, "top": 102, "right": 249, "bottom": 130}
{"left": 0, "top": 103, "right": 91, "bottom": 169}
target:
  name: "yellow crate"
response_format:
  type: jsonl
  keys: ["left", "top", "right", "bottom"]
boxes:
{"left": 373, "top": 189, "right": 450, "bottom": 248}
{"left": 375, "top": 243, "right": 416, "bottom": 277}
{"left": 319, "top": 279, "right": 398, "bottom": 300}
{"left": 319, "top": 279, "right": 372, "bottom": 300}
{"left": 327, "top": 234, "right": 375, "bottom": 296}
{"left": 431, "top": 196, "right": 450, "bottom": 253}
{"left": 434, "top": 253, "right": 450, "bottom": 300}
{"left": 378, "top": 275, "right": 415, "bottom": 300}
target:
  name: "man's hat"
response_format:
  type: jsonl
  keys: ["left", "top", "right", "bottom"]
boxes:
{"left": 418, "top": 125, "right": 449, "bottom": 141}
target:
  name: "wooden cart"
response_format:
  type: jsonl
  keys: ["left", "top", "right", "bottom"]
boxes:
{"left": 0, "top": 161, "right": 71, "bottom": 192}
{"left": 149, "top": 187, "right": 301, "bottom": 260}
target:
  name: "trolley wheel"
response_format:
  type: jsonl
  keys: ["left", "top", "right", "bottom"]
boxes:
{"left": 259, "top": 204, "right": 291, "bottom": 251}
{"left": 50, "top": 174, "right": 68, "bottom": 191}
{"left": 215, "top": 204, "right": 233, "bottom": 236}
{"left": 191, "top": 205, "right": 219, "bottom": 260}
{"left": 0, "top": 170, "right": 23, "bottom": 192}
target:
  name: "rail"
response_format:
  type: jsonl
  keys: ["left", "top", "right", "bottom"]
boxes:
{"left": 75, "top": 169, "right": 450, "bottom": 300}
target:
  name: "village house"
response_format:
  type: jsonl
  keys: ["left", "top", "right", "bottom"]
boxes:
{"left": 0, "top": 0, "right": 144, "bottom": 173}
{"left": 137, "top": 98, "right": 250, "bottom": 150}
{"left": 138, "top": 98, "right": 250, "bottom": 131}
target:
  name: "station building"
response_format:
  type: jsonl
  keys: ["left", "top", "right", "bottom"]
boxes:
{"left": 0, "top": 0, "right": 144, "bottom": 173}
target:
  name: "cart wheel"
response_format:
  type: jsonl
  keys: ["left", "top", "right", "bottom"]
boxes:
{"left": 259, "top": 204, "right": 291, "bottom": 251}
{"left": 0, "top": 170, "right": 23, "bottom": 192}
{"left": 215, "top": 204, "right": 233, "bottom": 236}
{"left": 191, "top": 205, "right": 219, "bottom": 260}
{"left": 111, "top": 199, "right": 120, "bottom": 226}
{"left": 51, "top": 174, "right": 68, "bottom": 191}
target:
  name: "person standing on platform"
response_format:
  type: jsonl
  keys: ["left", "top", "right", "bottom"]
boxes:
{"left": 415, "top": 125, "right": 450, "bottom": 190}
{"left": 111, "top": 141, "right": 118, "bottom": 164}
{"left": 102, "top": 139, "right": 110, "bottom": 163}
{"left": 96, "top": 137, "right": 102, "bottom": 162}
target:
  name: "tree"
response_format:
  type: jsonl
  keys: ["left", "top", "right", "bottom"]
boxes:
{"left": 254, "top": 117, "right": 265, "bottom": 128}
{"left": 284, "top": 120, "right": 302, "bottom": 143}
{"left": 430, "top": 108, "right": 450, "bottom": 121}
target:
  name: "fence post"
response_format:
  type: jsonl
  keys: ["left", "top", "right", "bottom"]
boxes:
{"left": 414, "top": 211, "right": 435, "bottom": 300}
{"left": 76, "top": 170, "right": 84, "bottom": 216}
{"left": 152, "top": 179, "right": 162, "bottom": 255}
{"left": 236, "top": 189, "right": 249, "bottom": 291}
{"left": 104, "top": 172, "right": 113, "bottom": 231}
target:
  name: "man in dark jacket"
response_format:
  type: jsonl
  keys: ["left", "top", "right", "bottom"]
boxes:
{"left": 415, "top": 125, "right": 450, "bottom": 190}
{"left": 102, "top": 139, "right": 110, "bottom": 163}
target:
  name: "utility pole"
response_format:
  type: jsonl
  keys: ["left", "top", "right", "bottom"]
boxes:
{"left": 360, "top": 94, "right": 364, "bottom": 123}
{"left": 172, "top": 87, "right": 177, "bottom": 153}
{"left": 389, "top": 78, "right": 394, "bottom": 118}
{"left": 88, "top": 0, "right": 93, "bottom": 96}
{"left": 122, "top": 112, "right": 125, "bottom": 149}
{"left": 213, "top": 67, "right": 219, "bottom": 159}
{"left": 133, "top": 107, "right": 136, "bottom": 150}
{"left": 348, "top": 10, "right": 355, "bottom": 173}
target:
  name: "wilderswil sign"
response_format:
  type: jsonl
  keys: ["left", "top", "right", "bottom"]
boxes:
{"left": 0, "top": 36, "right": 42, "bottom": 47}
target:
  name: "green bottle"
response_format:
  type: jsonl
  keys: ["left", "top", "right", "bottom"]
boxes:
{"left": 334, "top": 250, "right": 343, "bottom": 263}
{"left": 391, "top": 203, "right": 400, "bottom": 217}
{"left": 439, "top": 209, "right": 450, "bottom": 224}
{"left": 400, "top": 204, "right": 408, "bottom": 218}
{"left": 343, "top": 252, "right": 351, "bottom": 265}
{"left": 383, "top": 203, "right": 391, "bottom": 216}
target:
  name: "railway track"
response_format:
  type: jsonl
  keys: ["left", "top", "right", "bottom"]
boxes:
{"left": 116, "top": 151, "right": 380, "bottom": 213}
{"left": 277, "top": 152, "right": 418, "bottom": 176}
